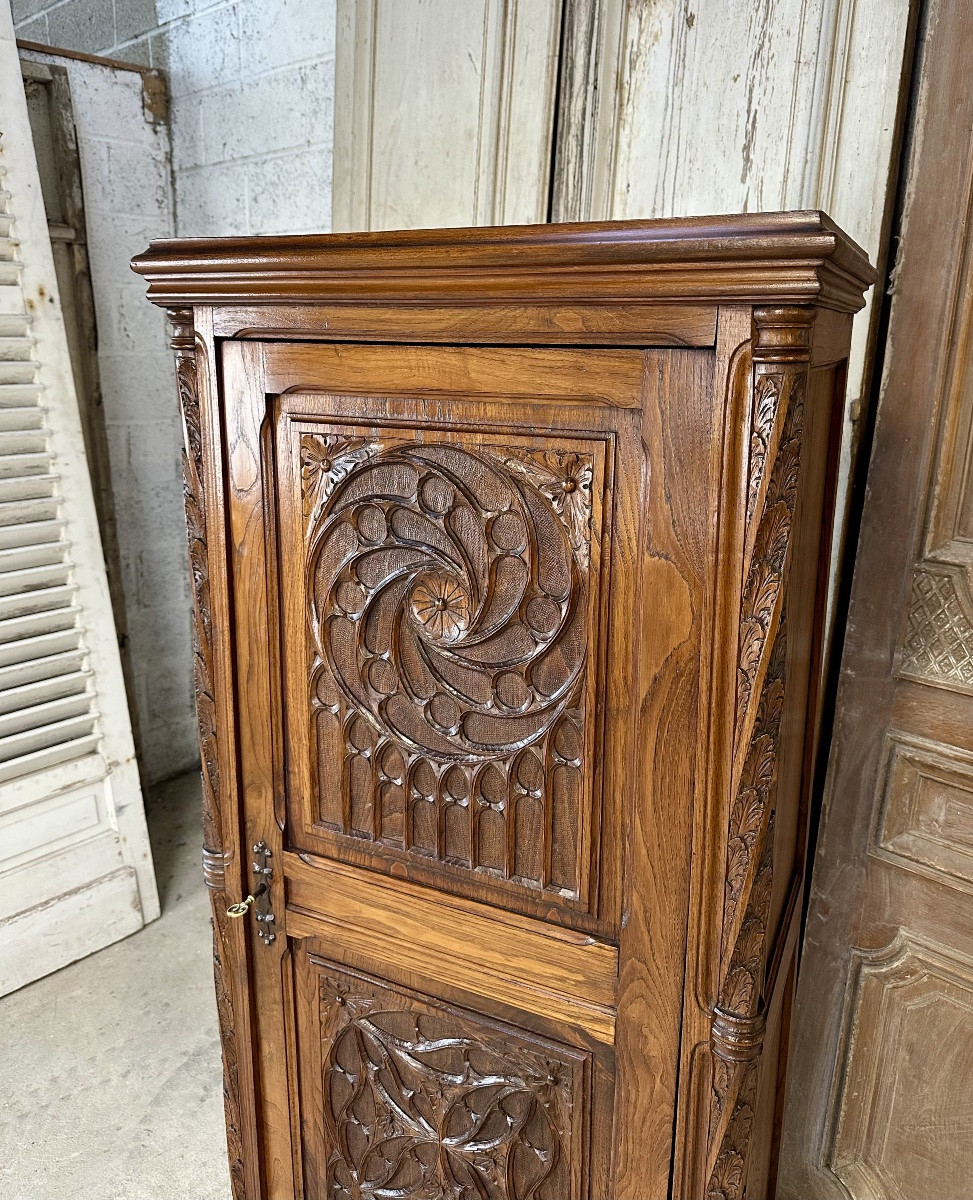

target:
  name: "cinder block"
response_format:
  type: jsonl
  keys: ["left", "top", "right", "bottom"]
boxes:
{"left": 239, "top": 0, "right": 336, "bottom": 74}
{"left": 47, "top": 0, "right": 115, "bottom": 55}
{"left": 170, "top": 95, "right": 206, "bottom": 172}
{"left": 115, "top": 0, "right": 159, "bottom": 44}
{"left": 247, "top": 146, "right": 332, "bottom": 235}
{"left": 86, "top": 213, "right": 173, "bottom": 277}
{"left": 13, "top": 12, "right": 49, "bottom": 41}
{"left": 201, "top": 60, "right": 332, "bottom": 164}
{"left": 11, "top": 0, "right": 53, "bottom": 24}
{"left": 111, "top": 35, "right": 152, "bottom": 67}
{"left": 136, "top": 540, "right": 192, "bottom": 610}
{"left": 148, "top": 29, "right": 169, "bottom": 70}
{"left": 56, "top": 60, "right": 148, "bottom": 142}
{"left": 103, "top": 422, "right": 136, "bottom": 494}
{"left": 102, "top": 283, "right": 171, "bottom": 354}
{"left": 89, "top": 138, "right": 172, "bottom": 218}
{"left": 97, "top": 350, "right": 175, "bottom": 427}
{"left": 174, "top": 161, "right": 248, "bottom": 235}
{"left": 155, "top": 0, "right": 193, "bottom": 24}
{"left": 166, "top": 3, "right": 242, "bottom": 97}
{"left": 124, "top": 418, "right": 183, "bottom": 490}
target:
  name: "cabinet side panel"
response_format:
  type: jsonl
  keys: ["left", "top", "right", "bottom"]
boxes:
{"left": 770, "top": 364, "right": 842, "bottom": 946}
{"left": 702, "top": 311, "right": 844, "bottom": 1200}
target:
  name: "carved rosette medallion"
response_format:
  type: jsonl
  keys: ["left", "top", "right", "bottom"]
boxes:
{"left": 499, "top": 447, "right": 593, "bottom": 569}
{"left": 167, "top": 308, "right": 246, "bottom": 1200}
{"left": 316, "top": 964, "right": 581, "bottom": 1200}
{"left": 303, "top": 435, "right": 594, "bottom": 899}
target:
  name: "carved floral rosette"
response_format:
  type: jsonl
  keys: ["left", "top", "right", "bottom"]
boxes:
{"left": 301, "top": 434, "right": 595, "bottom": 900}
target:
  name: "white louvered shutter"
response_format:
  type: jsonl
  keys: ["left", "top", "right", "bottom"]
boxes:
{"left": 0, "top": 9, "right": 158, "bottom": 995}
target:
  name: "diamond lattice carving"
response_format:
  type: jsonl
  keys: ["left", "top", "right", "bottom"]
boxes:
{"left": 899, "top": 569, "right": 973, "bottom": 693}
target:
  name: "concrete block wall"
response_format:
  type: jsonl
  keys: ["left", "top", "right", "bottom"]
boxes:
{"left": 13, "top": 0, "right": 337, "bottom": 782}
{"left": 13, "top": 0, "right": 336, "bottom": 236}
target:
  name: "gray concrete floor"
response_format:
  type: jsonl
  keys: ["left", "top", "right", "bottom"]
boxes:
{"left": 0, "top": 771, "right": 233, "bottom": 1200}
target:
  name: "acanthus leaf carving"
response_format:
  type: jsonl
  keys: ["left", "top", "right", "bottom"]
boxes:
{"left": 496, "top": 446, "right": 593, "bottom": 569}
{"left": 301, "top": 432, "right": 381, "bottom": 534}
{"left": 169, "top": 307, "right": 222, "bottom": 860}
{"left": 722, "top": 622, "right": 787, "bottom": 960}
{"left": 735, "top": 375, "right": 804, "bottom": 757}
{"left": 746, "top": 372, "right": 783, "bottom": 526}
{"left": 707, "top": 1061, "right": 758, "bottom": 1200}
{"left": 708, "top": 313, "right": 810, "bottom": 1194}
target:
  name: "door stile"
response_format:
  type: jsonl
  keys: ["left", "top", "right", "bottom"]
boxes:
{"left": 610, "top": 342, "right": 723, "bottom": 1198}
{"left": 220, "top": 337, "right": 301, "bottom": 1198}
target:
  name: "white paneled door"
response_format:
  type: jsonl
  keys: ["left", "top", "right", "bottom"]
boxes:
{"left": 333, "top": 0, "right": 563, "bottom": 231}
{"left": 0, "top": 4, "right": 158, "bottom": 995}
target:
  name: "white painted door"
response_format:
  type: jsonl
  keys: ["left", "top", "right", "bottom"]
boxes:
{"left": 0, "top": 4, "right": 159, "bottom": 996}
{"left": 333, "top": 0, "right": 563, "bottom": 231}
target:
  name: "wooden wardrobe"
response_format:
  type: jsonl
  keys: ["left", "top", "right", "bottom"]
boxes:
{"left": 132, "top": 213, "right": 873, "bottom": 1200}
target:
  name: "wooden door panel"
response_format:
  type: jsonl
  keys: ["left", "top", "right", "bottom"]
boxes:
{"left": 780, "top": 3, "right": 973, "bottom": 1195}
{"left": 224, "top": 340, "right": 649, "bottom": 1197}
{"left": 278, "top": 419, "right": 607, "bottom": 922}
{"left": 270, "top": 344, "right": 644, "bottom": 936}
{"left": 292, "top": 950, "right": 596, "bottom": 1200}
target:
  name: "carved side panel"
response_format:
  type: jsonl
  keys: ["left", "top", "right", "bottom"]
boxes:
{"left": 706, "top": 308, "right": 812, "bottom": 1197}
{"left": 299, "top": 430, "right": 604, "bottom": 912}
{"left": 167, "top": 308, "right": 245, "bottom": 1200}
{"left": 169, "top": 308, "right": 222, "bottom": 867}
{"left": 308, "top": 957, "right": 588, "bottom": 1200}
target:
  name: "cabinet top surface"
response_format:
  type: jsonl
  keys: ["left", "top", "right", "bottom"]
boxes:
{"left": 132, "top": 210, "right": 875, "bottom": 312}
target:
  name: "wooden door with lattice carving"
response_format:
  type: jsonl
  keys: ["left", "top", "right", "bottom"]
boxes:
{"left": 223, "top": 339, "right": 655, "bottom": 1200}
{"left": 780, "top": 4, "right": 973, "bottom": 1196}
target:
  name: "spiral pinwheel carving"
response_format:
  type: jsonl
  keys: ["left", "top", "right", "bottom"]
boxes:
{"left": 303, "top": 434, "right": 592, "bottom": 896}
{"left": 306, "top": 438, "right": 588, "bottom": 763}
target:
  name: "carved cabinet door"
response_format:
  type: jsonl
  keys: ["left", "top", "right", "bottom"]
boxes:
{"left": 780, "top": 4, "right": 973, "bottom": 1197}
{"left": 221, "top": 339, "right": 654, "bottom": 1200}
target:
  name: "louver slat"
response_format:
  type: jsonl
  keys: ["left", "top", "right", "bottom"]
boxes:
{"left": 0, "top": 188, "right": 101, "bottom": 784}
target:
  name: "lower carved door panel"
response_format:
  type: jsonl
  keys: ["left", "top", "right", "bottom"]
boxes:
{"left": 224, "top": 341, "right": 648, "bottom": 1199}
{"left": 294, "top": 951, "right": 598, "bottom": 1200}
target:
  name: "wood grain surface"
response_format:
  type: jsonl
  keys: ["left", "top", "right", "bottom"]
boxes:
{"left": 141, "top": 215, "right": 873, "bottom": 1199}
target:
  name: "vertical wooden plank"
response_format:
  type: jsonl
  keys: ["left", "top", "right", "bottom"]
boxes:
{"left": 612, "top": 345, "right": 719, "bottom": 1197}
{"left": 218, "top": 338, "right": 298, "bottom": 1198}
{"left": 333, "top": 0, "right": 561, "bottom": 231}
